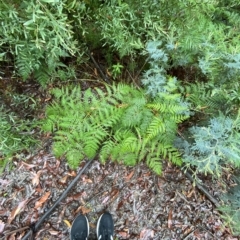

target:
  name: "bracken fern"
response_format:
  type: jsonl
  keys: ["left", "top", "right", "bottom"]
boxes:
{"left": 42, "top": 83, "right": 189, "bottom": 174}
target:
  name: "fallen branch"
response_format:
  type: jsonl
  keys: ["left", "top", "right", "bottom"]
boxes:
{"left": 185, "top": 171, "right": 220, "bottom": 208}
{"left": 20, "top": 159, "right": 94, "bottom": 240}
{"left": 87, "top": 50, "right": 110, "bottom": 84}
{"left": 1, "top": 226, "right": 30, "bottom": 239}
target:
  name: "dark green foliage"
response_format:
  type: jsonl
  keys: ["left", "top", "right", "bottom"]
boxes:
{"left": 42, "top": 84, "right": 189, "bottom": 174}
{"left": 0, "top": 0, "right": 83, "bottom": 84}
{"left": 1, "top": 0, "right": 240, "bottom": 85}
{"left": 96, "top": 1, "right": 240, "bottom": 84}
{"left": 179, "top": 82, "right": 236, "bottom": 116}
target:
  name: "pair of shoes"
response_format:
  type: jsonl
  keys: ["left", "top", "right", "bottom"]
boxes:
{"left": 70, "top": 212, "right": 114, "bottom": 240}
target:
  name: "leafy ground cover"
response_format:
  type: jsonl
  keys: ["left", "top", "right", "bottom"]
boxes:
{"left": 0, "top": 146, "right": 238, "bottom": 240}
{"left": 0, "top": 53, "right": 239, "bottom": 240}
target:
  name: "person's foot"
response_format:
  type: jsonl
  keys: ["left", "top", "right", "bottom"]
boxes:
{"left": 96, "top": 212, "right": 114, "bottom": 240}
{"left": 70, "top": 214, "right": 89, "bottom": 240}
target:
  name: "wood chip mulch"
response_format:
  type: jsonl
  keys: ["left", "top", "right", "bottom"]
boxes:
{"left": 0, "top": 149, "right": 238, "bottom": 240}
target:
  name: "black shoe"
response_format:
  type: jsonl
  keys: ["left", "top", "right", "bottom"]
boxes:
{"left": 96, "top": 212, "right": 114, "bottom": 240}
{"left": 70, "top": 214, "right": 89, "bottom": 240}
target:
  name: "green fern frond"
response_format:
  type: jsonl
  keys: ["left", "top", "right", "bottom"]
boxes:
{"left": 66, "top": 149, "right": 84, "bottom": 169}
{"left": 181, "top": 82, "right": 231, "bottom": 114}
{"left": 168, "top": 114, "right": 189, "bottom": 123}
{"left": 84, "top": 126, "right": 108, "bottom": 158}
{"left": 146, "top": 117, "right": 166, "bottom": 140}
{"left": 110, "top": 130, "right": 138, "bottom": 161}
{"left": 163, "top": 146, "right": 182, "bottom": 166}
{"left": 97, "top": 106, "right": 124, "bottom": 127}
{"left": 51, "top": 87, "right": 65, "bottom": 99}
{"left": 122, "top": 153, "right": 138, "bottom": 166}
{"left": 42, "top": 83, "right": 189, "bottom": 173}
{"left": 42, "top": 118, "right": 55, "bottom": 132}
{"left": 100, "top": 139, "right": 115, "bottom": 163}
{"left": 146, "top": 155, "right": 162, "bottom": 175}
{"left": 147, "top": 100, "right": 188, "bottom": 114}
{"left": 34, "top": 65, "right": 50, "bottom": 85}
{"left": 83, "top": 135, "right": 100, "bottom": 158}
{"left": 53, "top": 141, "right": 67, "bottom": 158}
{"left": 121, "top": 105, "right": 145, "bottom": 128}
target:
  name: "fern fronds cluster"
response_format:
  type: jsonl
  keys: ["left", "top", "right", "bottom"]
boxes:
{"left": 42, "top": 84, "right": 189, "bottom": 174}
{"left": 179, "top": 82, "right": 239, "bottom": 116}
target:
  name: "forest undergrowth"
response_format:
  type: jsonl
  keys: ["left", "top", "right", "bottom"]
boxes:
{"left": 0, "top": 0, "right": 240, "bottom": 236}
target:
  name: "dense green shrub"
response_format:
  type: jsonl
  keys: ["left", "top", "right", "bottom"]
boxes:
{"left": 175, "top": 113, "right": 240, "bottom": 177}
{"left": 0, "top": 0, "right": 87, "bottom": 84}
{"left": 0, "top": 106, "right": 37, "bottom": 173}
{"left": 179, "top": 81, "right": 240, "bottom": 118}
{"left": 96, "top": 1, "right": 240, "bottom": 84}
{"left": 42, "top": 83, "right": 189, "bottom": 174}
{"left": 141, "top": 41, "right": 175, "bottom": 96}
{"left": 1, "top": 0, "right": 240, "bottom": 86}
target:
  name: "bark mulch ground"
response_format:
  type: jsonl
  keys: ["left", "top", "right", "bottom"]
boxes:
{"left": 0, "top": 148, "right": 238, "bottom": 240}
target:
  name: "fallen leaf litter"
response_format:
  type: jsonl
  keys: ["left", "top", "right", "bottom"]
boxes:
{"left": 0, "top": 150, "right": 237, "bottom": 239}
